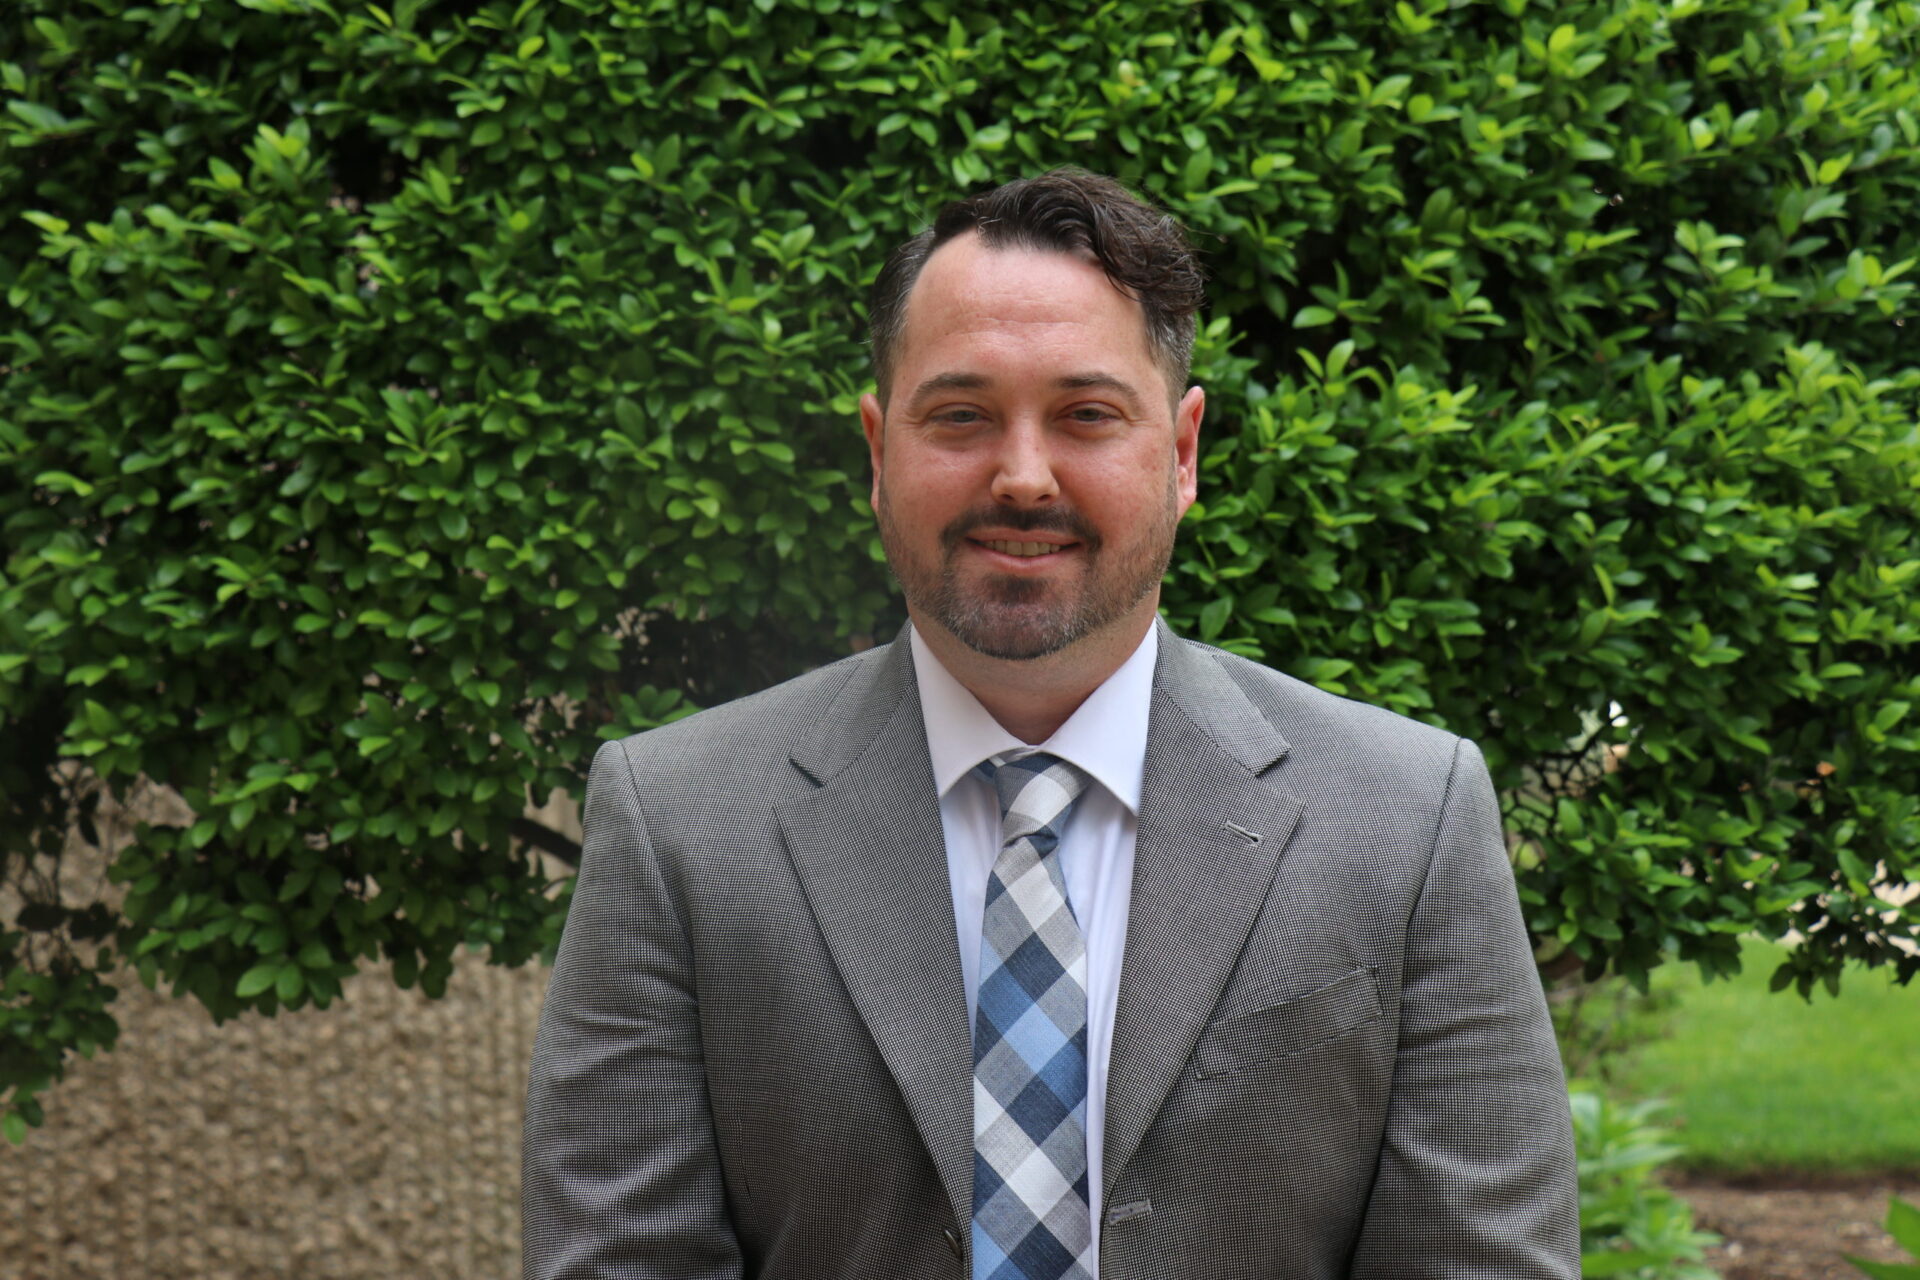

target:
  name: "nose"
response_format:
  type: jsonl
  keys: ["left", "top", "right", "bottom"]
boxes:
{"left": 988, "top": 417, "right": 1060, "bottom": 506}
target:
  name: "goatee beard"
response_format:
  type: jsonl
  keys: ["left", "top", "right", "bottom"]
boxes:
{"left": 876, "top": 485, "right": 1177, "bottom": 662}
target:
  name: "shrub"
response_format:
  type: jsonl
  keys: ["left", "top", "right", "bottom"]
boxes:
{"left": 1178, "top": 339, "right": 1920, "bottom": 996}
{"left": 4, "top": 0, "right": 1916, "bottom": 1135}
{"left": 1571, "top": 1084, "right": 1721, "bottom": 1280}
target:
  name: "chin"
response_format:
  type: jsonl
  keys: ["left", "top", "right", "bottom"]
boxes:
{"left": 948, "top": 606, "right": 1087, "bottom": 662}
{"left": 962, "top": 636, "right": 1072, "bottom": 662}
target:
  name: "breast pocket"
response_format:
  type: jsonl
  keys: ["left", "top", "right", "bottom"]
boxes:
{"left": 1193, "top": 967, "right": 1383, "bottom": 1080}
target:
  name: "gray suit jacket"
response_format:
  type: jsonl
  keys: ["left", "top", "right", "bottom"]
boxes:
{"left": 523, "top": 621, "right": 1578, "bottom": 1278}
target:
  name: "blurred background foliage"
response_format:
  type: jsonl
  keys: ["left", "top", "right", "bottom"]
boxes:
{"left": 1570, "top": 1083, "right": 1722, "bottom": 1279}
{"left": 2, "top": 0, "right": 1916, "bottom": 1140}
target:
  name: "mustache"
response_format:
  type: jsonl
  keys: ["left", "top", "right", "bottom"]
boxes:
{"left": 940, "top": 506, "right": 1102, "bottom": 550}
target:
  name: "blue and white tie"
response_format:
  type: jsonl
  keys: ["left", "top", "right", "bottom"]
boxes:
{"left": 971, "top": 752, "right": 1095, "bottom": 1280}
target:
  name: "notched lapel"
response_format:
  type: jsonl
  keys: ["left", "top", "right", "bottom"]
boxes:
{"left": 775, "top": 637, "right": 975, "bottom": 1233}
{"left": 1102, "top": 630, "right": 1305, "bottom": 1198}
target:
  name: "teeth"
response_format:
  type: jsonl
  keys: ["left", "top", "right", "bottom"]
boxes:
{"left": 982, "top": 540, "right": 1061, "bottom": 557}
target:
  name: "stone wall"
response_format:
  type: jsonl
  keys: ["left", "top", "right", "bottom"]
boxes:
{"left": 1, "top": 781, "right": 581, "bottom": 1280}
{"left": 4, "top": 951, "right": 548, "bottom": 1279}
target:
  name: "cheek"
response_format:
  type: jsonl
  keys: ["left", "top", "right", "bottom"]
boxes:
{"left": 1074, "top": 452, "right": 1175, "bottom": 513}
{"left": 886, "top": 446, "right": 986, "bottom": 503}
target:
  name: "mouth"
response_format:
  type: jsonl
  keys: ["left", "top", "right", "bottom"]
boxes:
{"left": 941, "top": 507, "right": 1097, "bottom": 567}
{"left": 962, "top": 535, "right": 1083, "bottom": 573}
{"left": 972, "top": 538, "right": 1076, "bottom": 558}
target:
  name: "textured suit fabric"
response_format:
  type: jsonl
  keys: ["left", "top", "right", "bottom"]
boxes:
{"left": 522, "top": 621, "right": 1580, "bottom": 1279}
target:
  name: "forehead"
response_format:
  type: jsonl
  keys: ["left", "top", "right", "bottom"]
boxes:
{"left": 894, "top": 233, "right": 1158, "bottom": 384}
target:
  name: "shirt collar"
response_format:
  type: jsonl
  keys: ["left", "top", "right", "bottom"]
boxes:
{"left": 909, "top": 620, "right": 1156, "bottom": 816}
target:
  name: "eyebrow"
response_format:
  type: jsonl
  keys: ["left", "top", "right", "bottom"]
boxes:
{"left": 1054, "top": 372, "right": 1145, "bottom": 411}
{"left": 904, "top": 370, "right": 1146, "bottom": 414}
{"left": 904, "top": 371, "right": 992, "bottom": 411}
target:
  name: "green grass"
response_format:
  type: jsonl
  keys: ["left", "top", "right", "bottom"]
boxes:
{"left": 1610, "top": 938, "right": 1920, "bottom": 1176}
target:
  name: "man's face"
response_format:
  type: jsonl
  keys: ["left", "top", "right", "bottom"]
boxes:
{"left": 860, "top": 233, "right": 1203, "bottom": 662}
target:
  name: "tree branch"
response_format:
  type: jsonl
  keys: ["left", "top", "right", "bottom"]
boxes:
{"left": 1537, "top": 948, "right": 1590, "bottom": 984}
{"left": 511, "top": 817, "right": 581, "bottom": 867}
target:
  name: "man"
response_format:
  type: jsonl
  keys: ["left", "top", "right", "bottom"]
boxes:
{"left": 523, "top": 168, "right": 1578, "bottom": 1279}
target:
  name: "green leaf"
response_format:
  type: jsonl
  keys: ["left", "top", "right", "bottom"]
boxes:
{"left": 8, "top": 100, "right": 71, "bottom": 131}
{"left": 235, "top": 963, "right": 280, "bottom": 998}
{"left": 1887, "top": 1197, "right": 1920, "bottom": 1257}
{"left": 972, "top": 123, "right": 1011, "bottom": 151}
{"left": 1292, "top": 306, "right": 1337, "bottom": 328}
{"left": 1198, "top": 596, "right": 1233, "bottom": 640}
{"left": 1580, "top": 1250, "right": 1659, "bottom": 1277}
{"left": 33, "top": 470, "right": 94, "bottom": 496}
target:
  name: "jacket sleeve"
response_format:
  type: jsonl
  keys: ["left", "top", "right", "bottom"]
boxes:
{"left": 1347, "top": 737, "right": 1580, "bottom": 1279}
{"left": 522, "top": 738, "right": 745, "bottom": 1280}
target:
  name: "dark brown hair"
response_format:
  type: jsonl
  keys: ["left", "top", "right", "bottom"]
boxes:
{"left": 867, "top": 167, "right": 1206, "bottom": 408}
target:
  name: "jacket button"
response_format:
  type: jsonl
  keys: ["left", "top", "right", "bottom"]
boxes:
{"left": 943, "top": 1227, "right": 963, "bottom": 1261}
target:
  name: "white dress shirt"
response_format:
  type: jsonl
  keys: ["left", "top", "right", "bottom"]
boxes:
{"left": 909, "top": 622, "right": 1155, "bottom": 1276}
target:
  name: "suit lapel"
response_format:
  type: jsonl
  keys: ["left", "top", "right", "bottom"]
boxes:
{"left": 775, "top": 634, "right": 975, "bottom": 1231}
{"left": 772, "top": 623, "right": 1306, "bottom": 1221}
{"left": 1102, "top": 623, "right": 1304, "bottom": 1198}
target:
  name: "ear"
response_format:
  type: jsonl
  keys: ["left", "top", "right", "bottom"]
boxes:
{"left": 860, "top": 391, "right": 885, "bottom": 511}
{"left": 1173, "top": 385, "right": 1204, "bottom": 515}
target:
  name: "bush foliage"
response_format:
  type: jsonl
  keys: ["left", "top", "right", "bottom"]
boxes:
{"left": 1570, "top": 1084, "right": 1720, "bottom": 1280}
{"left": 4, "top": 0, "right": 1917, "bottom": 1134}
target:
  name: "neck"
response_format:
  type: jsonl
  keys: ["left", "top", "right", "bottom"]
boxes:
{"left": 909, "top": 603, "right": 1157, "bottom": 744}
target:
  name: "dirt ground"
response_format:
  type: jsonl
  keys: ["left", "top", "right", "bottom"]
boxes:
{"left": 1675, "top": 1174, "right": 1920, "bottom": 1279}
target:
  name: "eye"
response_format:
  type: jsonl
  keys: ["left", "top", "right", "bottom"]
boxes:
{"left": 1066, "top": 404, "right": 1120, "bottom": 425}
{"left": 931, "top": 407, "right": 986, "bottom": 426}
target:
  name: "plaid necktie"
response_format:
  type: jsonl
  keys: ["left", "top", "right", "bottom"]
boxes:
{"left": 971, "top": 751, "right": 1095, "bottom": 1280}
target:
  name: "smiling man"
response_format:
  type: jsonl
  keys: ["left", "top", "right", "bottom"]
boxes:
{"left": 523, "top": 169, "right": 1579, "bottom": 1280}
{"left": 862, "top": 224, "right": 1202, "bottom": 739}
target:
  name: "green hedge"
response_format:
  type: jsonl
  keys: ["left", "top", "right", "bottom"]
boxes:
{"left": 3, "top": 0, "right": 1916, "bottom": 1135}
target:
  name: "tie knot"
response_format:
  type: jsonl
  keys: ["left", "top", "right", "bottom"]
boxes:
{"left": 977, "top": 751, "right": 1092, "bottom": 851}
